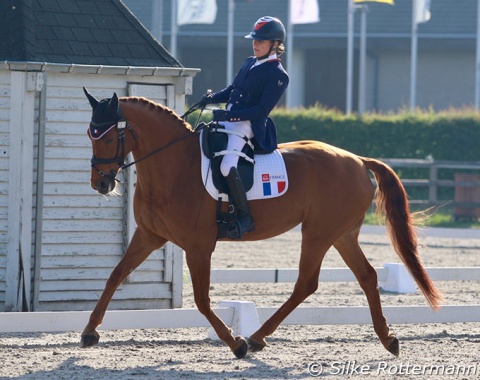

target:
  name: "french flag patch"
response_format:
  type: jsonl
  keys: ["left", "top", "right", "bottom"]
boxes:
{"left": 262, "top": 173, "right": 287, "bottom": 196}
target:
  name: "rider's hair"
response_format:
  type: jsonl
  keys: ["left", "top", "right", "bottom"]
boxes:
{"left": 276, "top": 43, "right": 285, "bottom": 56}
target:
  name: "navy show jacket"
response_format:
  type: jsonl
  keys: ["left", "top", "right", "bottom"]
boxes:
{"left": 211, "top": 56, "right": 289, "bottom": 153}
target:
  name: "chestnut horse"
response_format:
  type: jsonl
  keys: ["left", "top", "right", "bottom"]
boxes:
{"left": 81, "top": 88, "right": 443, "bottom": 359}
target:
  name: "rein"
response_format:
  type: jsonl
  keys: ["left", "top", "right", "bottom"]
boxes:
{"left": 90, "top": 102, "right": 207, "bottom": 176}
{"left": 121, "top": 131, "right": 198, "bottom": 171}
{"left": 121, "top": 102, "right": 208, "bottom": 170}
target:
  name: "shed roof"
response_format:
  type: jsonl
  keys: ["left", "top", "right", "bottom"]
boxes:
{"left": 0, "top": 0, "right": 181, "bottom": 67}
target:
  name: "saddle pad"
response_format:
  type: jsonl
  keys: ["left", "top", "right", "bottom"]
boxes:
{"left": 200, "top": 140, "right": 289, "bottom": 201}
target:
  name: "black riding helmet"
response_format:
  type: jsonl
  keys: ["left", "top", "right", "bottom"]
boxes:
{"left": 244, "top": 16, "right": 286, "bottom": 43}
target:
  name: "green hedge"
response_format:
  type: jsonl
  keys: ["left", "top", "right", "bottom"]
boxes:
{"left": 271, "top": 107, "right": 480, "bottom": 161}
{"left": 188, "top": 107, "right": 480, "bottom": 161}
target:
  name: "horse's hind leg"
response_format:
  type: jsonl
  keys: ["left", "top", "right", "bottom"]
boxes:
{"left": 333, "top": 228, "right": 399, "bottom": 357}
{"left": 80, "top": 228, "right": 166, "bottom": 347}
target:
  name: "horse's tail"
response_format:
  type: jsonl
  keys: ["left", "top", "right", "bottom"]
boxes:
{"left": 361, "top": 157, "right": 444, "bottom": 310}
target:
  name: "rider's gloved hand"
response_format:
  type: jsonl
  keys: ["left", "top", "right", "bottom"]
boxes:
{"left": 198, "top": 92, "right": 214, "bottom": 107}
{"left": 212, "top": 109, "right": 229, "bottom": 122}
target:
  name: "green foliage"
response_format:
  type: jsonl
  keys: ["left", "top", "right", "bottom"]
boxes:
{"left": 271, "top": 106, "right": 480, "bottom": 161}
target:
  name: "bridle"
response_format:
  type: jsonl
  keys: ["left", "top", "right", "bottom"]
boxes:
{"left": 88, "top": 101, "right": 206, "bottom": 180}
{"left": 88, "top": 119, "right": 135, "bottom": 180}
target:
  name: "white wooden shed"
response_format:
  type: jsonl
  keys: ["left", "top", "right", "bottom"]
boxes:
{"left": 0, "top": 0, "right": 199, "bottom": 312}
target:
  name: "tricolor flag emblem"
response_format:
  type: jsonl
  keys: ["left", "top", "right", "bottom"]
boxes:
{"left": 262, "top": 173, "right": 286, "bottom": 196}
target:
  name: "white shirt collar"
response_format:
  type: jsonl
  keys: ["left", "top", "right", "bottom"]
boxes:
{"left": 253, "top": 53, "right": 278, "bottom": 67}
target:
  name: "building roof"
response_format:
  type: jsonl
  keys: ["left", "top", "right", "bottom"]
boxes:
{"left": 0, "top": 0, "right": 182, "bottom": 67}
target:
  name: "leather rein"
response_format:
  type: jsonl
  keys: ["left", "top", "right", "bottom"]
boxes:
{"left": 88, "top": 102, "right": 205, "bottom": 177}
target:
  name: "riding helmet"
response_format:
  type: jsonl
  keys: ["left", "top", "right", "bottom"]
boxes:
{"left": 244, "top": 16, "right": 286, "bottom": 43}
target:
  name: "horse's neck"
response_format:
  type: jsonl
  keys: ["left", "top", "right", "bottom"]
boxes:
{"left": 123, "top": 104, "right": 197, "bottom": 194}
{"left": 121, "top": 101, "right": 190, "bottom": 154}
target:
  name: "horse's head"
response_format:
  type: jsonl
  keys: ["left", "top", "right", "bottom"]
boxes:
{"left": 84, "top": 87, "right": 131, "bottom": 195}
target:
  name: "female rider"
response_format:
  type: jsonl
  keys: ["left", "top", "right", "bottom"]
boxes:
{"left": 199, "top": 16, "right": 289, "bottom": 238}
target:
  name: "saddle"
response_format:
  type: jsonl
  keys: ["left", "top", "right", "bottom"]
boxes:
{"left": 201, "top": 122, "right": 256, "bottom": 194}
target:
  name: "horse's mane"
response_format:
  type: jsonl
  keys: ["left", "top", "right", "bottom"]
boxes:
{"left": 120, "top": 96, "right": 193, "bottom": 132}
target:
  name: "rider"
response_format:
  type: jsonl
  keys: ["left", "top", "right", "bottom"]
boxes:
{"left": 199, "top": 16, "right": 289, "bottom": 238}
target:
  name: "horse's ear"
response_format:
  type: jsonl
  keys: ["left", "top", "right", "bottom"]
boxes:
{"left": 108, "top": 92, "right": 119, "bottom": 112}
{"left": 84, "top": 87, "right": 99, "bottom": 109}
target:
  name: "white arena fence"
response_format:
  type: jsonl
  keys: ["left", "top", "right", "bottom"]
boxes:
{"left": 210, "top": 265, "right": 480, "bottom": 287}
{"left": 1, "top": 262, "right": 479, "bottom": 336}
{"left": 1, "top": 304, "right": 480, "bottom": 337}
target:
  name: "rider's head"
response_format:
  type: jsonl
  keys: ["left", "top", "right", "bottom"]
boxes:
{"left": 245, "top": 16, "right": 286, "bottom": 58}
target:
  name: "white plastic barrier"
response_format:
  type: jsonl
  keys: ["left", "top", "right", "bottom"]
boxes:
{"left": 209, "top": 264, "right": 480, "bottom": 294}
{"left": 1, "top": 303, "right": 479, "bottom": 335}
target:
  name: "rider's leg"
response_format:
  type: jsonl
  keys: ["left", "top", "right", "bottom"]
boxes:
{"left": 219, "top": 126, "right": 255, "bottom": 238}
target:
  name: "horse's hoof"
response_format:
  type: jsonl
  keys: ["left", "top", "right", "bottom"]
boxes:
{"left": 232, "top": 336, "right": 248, "bottom": 359}
{"left": 247, "top": 337, "right": 266, "bottom": 352}
{"left": 80, "top": 331, "right": 100, "bottom": 347}
{"left": 387, "top": 337, "right": 400, "bottom": 357}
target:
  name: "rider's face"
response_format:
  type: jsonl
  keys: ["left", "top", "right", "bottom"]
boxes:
{"left": 252, "top": 40, "right": 276, "bottom": 58}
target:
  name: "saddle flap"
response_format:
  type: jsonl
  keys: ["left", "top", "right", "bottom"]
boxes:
{"left": 201, "top": 124, "right": 254, "bottom": 194}
{"left": 201, "top": 122, "right": 228, "bottom": 160}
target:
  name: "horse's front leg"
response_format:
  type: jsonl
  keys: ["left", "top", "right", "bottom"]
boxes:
{"left": 186, "top": 250, "right": 249, "bottom": 359}
{"left": 81, "top": 228, "right": 167, "bottom": 347}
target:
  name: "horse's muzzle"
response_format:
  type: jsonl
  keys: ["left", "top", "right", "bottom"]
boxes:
{"left": 93, "top": 172, "right": 117, "bottom": 195}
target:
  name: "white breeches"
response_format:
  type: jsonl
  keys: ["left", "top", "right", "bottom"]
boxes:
{"left": 219, "top": 120, "right": 254, "bottom": 177}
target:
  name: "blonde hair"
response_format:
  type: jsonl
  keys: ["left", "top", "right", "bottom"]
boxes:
{"left": 276, "top": 43, "right": 285, "bottom": 56}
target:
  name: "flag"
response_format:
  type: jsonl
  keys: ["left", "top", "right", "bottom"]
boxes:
{"left": 261, "top": 173, "right": 286, "bottom": 196}
{"left": 414, "top": 0, "right": 431, "bottom": 24}
{"left": 290, "top": 0, "right": 320, "bottom": 25}
{"left": 177, "top": 0, "right": 217, "bottom": 26}
{"left": 354, "top": 0, "right": 394, "bottom": 4}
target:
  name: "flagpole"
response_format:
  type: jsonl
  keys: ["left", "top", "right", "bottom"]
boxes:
{"left": 475, "top": 0, "right": 480, "bottom": 109}
{"left": 151, "top": 0, "right": 164, "bottom": 44}
{"left": 358, "top": 5, "right": 367, "bottom": 115}
{"left": 227, "top": 0, "right": 235, "bottom": 85}
{"left": 286, "top": 0, "right": 294, "bottom": 108}
{"left": 170, "top": 0, "right": 178, "bottom": 57}
{"left": 346, "top": 0, "right": 355, "bottom": 114}
{"left": 410, "top": 0, "right": 418, "bottom": 111}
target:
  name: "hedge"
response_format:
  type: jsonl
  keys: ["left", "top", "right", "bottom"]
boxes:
{"left": 271, "top": 107, "right": 480, "bottom": 161}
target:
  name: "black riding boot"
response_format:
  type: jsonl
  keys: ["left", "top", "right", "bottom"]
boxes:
{"left": 225, "top": 167, "right": 255, "bottom": 238}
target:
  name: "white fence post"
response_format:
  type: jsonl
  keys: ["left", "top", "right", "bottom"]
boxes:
{"left": 208, "top": 300, "right": 261, "bottom": 341}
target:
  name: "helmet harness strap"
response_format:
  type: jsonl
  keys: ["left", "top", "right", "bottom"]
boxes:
{"left": 256, "top": 41, "right": 278, "bottom": 61}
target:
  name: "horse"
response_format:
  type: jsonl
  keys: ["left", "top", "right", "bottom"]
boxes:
{"left": 81, "top": 88, "right": 443, "bottom": 359}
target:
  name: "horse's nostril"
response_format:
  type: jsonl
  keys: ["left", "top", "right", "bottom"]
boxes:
{"left": 97, "top": 179, "right": 109, "bottom": 194}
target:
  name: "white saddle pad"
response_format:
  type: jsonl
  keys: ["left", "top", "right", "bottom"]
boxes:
{"left": 200, "top": 136, "right": 289, "bottom": 201}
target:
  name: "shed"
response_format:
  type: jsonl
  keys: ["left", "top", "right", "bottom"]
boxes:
{"left": 0, "top": 0, "right": 198, "bottom": 312}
